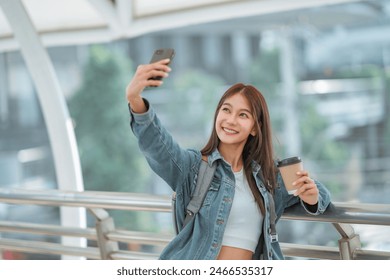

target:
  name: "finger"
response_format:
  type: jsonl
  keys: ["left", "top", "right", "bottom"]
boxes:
{"left": 146, "top": 70, "right": 169, "bottom": 80}
{"left": 293, "top": 182, "right": 316, "bottom": 196}
{"left": 151, "top": 59, "right": 172, "bottom": 69}
{"left": 155, "top": 64, "right": 171, "bottom": 73}
{"left": 149, "top": 64, "right": 172, "bottom": 74}
{"left": 293, "top": 169, "right": 314, "bottom": 186}
{"left": 152, "top": 58, "right": 171, "bottom": 65}
{"left": 294, "top": 185, "right": 306, "bottom": 196}
{"left": 292, "top": 176, "right": 312, "bottom": 187}
{"left": 144, "top": 79, "right": 164, "bottom": 88}
{"left": 296, "top": 182, "right": 315, "bottom": 194}
{"left": 296, "top": 170, "right": 309, "bottom": 177}
{"left": 136, "top": 63, "right": 171, "bottom": 77}
{"left": 135, "top": 74, "right": 163, "bottom": 86}
{"left": 135, "top": 70, "right": 166, "bottom": 84}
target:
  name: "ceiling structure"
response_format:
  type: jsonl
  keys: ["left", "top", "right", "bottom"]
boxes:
{"left": 1, "top": 0, "right": 381, "bottom": 53}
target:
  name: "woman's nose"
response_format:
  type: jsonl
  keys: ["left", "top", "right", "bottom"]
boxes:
{"left": 226, "top": 114, "right": 237, "bottom": 125}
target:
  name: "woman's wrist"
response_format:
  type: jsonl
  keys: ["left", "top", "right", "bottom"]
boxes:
{"left": 128, "top": 96, "right": 147, "bottom": 113}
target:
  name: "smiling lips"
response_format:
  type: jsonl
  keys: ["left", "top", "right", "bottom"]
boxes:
{"left": 223, "top": 127, "right": 239, "bottom": 134}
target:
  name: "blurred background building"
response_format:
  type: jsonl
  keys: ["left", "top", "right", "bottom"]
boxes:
{"left": 0, "top": 0, "right": 389, "bottom": 259}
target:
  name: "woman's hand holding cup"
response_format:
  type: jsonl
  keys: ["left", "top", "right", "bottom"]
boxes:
{"left": 277, "top": 156, "right": 319, "bottom": 205}
{"left": 292, "top": 170, "right": 319, "bottom": 205}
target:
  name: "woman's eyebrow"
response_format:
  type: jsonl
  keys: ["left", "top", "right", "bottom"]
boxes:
{"left": 240, "top": 108, "right": 252, "bottom": 114}
{"left": 222, "top": 102, "right": 252, "bottom": 114}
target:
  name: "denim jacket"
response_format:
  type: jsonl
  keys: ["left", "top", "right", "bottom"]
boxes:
{"left": 129, "top": 99, "right": 331, "bottom": 260}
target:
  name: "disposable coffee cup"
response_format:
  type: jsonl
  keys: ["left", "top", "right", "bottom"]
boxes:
{"left": 277, "top": 156, "right": 303, "bottom": 195}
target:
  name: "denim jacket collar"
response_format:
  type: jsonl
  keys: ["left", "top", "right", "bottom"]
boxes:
{"left": 207, "top": 149, "right": 223, "bottom": 166}
{"left": 208, "top": 149, "right": 261, "bottom": 174}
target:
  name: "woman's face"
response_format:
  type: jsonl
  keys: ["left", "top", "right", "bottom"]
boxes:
{"left": 215, "top": 92, "right": 256, "bottom": 149}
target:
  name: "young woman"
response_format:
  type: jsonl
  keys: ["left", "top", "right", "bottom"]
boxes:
{"left": 126, "top": 59, "right": 331, "bottom": 260}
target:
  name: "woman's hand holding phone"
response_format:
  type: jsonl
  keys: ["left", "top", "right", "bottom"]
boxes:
{"left": 126, "top": 59, "right": 171, "bottom": 113}
{"left": 126, "top": 48, "right": 174, "bottom": 113}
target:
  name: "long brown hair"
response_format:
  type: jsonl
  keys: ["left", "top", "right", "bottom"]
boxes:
{"left": 201, "top": 83, "right": 276, "bottom": 215}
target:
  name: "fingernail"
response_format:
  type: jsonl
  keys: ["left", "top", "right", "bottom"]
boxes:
{"left": 167, "top": 67, "right": 172, "bottom": 72}
{"left": 296, "top": 171, "right": 301, "bottom": 175}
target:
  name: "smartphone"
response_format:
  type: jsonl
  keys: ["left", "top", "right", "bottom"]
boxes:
{"left": 149, "top": 48, "right": 175, "bottom": 81}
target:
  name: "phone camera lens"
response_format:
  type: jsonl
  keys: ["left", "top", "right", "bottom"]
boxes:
{"left": 156, "top": 50, "right": 163, "bottom": 54}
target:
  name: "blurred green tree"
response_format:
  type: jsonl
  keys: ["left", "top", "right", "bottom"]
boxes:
{"left": 68, "top": 45, "right": 152, "bottom": 230}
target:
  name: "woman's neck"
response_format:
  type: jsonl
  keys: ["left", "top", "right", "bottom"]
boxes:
{"left": 218, "top": 143, "right": 244, "bottom": 172}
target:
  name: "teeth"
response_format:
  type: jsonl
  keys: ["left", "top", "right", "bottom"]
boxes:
{"left": 223, "top": 127, "right": 238, "bottom": 134}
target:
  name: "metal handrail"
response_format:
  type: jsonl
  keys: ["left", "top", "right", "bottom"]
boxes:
{"left": 0, "top": 188, "right": 171, "bottom": 212}
{"left": 283, "top": 202, "right": 390, "bottom": 226}
{"left": 0, "top": 188, "right": 389, "bottom": 260}
{"left": 0, "top": 238, "right": 100, "bottom": 259}
{"left": 106, "top": 230, "right": 173, "bottom": 245}
{"left": 1, "top": 188, "right": 389, "bottom": 225}
{"left": 0, "top": 220, "right": 97, "bottom": 240}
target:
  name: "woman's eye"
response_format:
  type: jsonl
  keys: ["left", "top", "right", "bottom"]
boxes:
{"left": 240, "top": 113, "right": 248, "bottom": 118}
{"left": 222, "top": 107, "right": 230, "bottom": 113}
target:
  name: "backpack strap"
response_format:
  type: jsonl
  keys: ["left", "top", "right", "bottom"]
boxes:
{"left": 182, "top": 160, "right": 216, "bottom": 229}
{"left": 258, "top": 173, "right": 278, "bottom": 243}
{"left": 266, "top": 191, "right": 278, "bottom": 243}
{"left": 172, "top": 192, "right": 179, "bottom": 234}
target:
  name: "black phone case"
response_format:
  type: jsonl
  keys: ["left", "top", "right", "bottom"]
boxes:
{"left": 149, "top": 48, "right": 175, "bottom": 80}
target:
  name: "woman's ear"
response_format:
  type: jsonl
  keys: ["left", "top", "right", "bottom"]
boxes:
{"left": 250, "top": 128, "right": 257, "bottom": 136}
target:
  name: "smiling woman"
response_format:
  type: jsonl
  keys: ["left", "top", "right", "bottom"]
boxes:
{"left": 126, "top": 59, "right": 331, "bottom": 260}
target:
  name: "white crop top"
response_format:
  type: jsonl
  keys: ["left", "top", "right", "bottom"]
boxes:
{"left": 221, "top": 168, "right": 263, "bottom": 252}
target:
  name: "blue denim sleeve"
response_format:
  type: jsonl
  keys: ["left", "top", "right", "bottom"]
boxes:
{"left": 300, "top": 180, "right": 331, "bottom": 215}
{"left": 129, "top": 99, "right": 199, "bottom": 191}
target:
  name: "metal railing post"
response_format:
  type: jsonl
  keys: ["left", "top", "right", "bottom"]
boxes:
{"left": 89, "top": 208, "right": 119, "bottom": 260}
{"left": 333, "top": 223, "right": 361, "bottom": 260}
